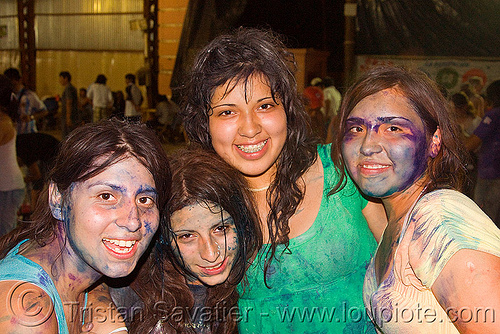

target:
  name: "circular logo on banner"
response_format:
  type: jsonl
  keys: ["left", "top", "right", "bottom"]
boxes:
{"left": 436, "top": 67, "right": 459, "bottom": 89}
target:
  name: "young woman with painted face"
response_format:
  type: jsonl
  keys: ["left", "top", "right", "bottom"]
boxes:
{"left": 332, "top": 66, "right": 500, "bottom": 333}
{"left": 127, "top": 149, "right": 261, "bottom": 333}
{"left": 181, "top": 27, "right": 386, "bottom": 333}
{"left": 0, "top": 119, "right": 171, "bottom": 334}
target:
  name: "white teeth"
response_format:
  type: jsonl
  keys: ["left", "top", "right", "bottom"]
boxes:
{"left": 237, "top": 140, "right": 267, "bottom": 153}
{"left": 204, "top": 262, "right": 223, "bottom": 270}
{"left": 103, "top": 238, "right": 136, "bottom": 249}
{"left": 362, "top": 165, "right": 388, "bottom": 169}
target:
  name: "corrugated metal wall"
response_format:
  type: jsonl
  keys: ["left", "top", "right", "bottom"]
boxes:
{"left": 0, "top": 0, "right": 146, "bottom": 98}
{"left": 35, "top": 0, "right": 144, "bottom": 51}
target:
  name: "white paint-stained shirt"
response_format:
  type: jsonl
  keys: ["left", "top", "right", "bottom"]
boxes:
{"left": 364, "top": 189, "right": 500, "bottom": 333}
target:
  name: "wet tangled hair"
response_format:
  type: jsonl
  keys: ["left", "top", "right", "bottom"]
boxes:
{"left": 331, "top": 65, "right": 468, "bottom": 196}
{"left": 130, "top": 149, "right": 261, "bottom": 333}
{"left": 180, "top": 27, "right": 318, "bottom": 286}
{"left": 0, "top": 119, "right": 171, "bottom": 259}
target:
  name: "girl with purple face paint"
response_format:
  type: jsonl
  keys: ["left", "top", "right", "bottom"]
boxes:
{"left": 0, "top": 119, "right": 171, "bottom": 334}
{"left": 332, "top": 65, "right": 500, "bottom": 333}
{"left": 126, "top": 149, "right": 261, "bottom": 334}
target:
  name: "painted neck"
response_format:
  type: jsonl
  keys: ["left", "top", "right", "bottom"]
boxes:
{"left": 382, "top": 178, "right": 428, "bottom": 226}
{"left": 47, "top": 226, "right": 102, "bottom": 300}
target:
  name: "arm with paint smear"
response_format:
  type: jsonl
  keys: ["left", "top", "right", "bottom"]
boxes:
{"left": 0, "top": 280, "right": 59, "bottom": 333}
{"left": 407, "top": 191, "right": 500, "bottom": 333}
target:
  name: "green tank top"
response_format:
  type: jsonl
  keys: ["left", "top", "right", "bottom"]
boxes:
{"left": 237, "top": 144, "right": 377, "bottom": 333}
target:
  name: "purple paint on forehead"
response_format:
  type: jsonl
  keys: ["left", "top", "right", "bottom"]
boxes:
{"left": 68, "top": 273, "right": 77, "bottom": 280}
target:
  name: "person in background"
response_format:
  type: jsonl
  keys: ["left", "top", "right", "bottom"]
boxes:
{"left": 468, "top": 76, "right": 486, "bottom": 118}
{"left": 302, "top": 85, "right": 325, "bottom": 141}
{"left": 16, "top": 132, "right": 60, "bottom": 213}
{"left": 87, "top": 74, "right": 113, "bottom": 123}
{"left": 0, "top": 75, "right": 25, "bottom": 237}
{"left": 181, "top": 27, "right": 385, "bottom": 333}
{"left": 334, "top": 65, "right": 500, "bottom": 333}
{"left": 58, "top": 71, "right": 79, "bottom": 138}
{"left": 467, "top": 79, "right": 500, "bottom": 228}
{"left": 450, "top": 92, "right": 481, "bottom": 197}
{"left": 3, "top": 67, "right": 47, "bottom": 134}
{"left": 111, "top": 90, "right": 126, "bottom": 120}
{"left": 0, "top": 119, "right": 171, "bottom": 334}
{"left": 78, "top": 88, "right": 93, "bottom": 124}
{"left": 146, "top": 94, "right": 181, "bottom": 143}
{"left": 124, "top": 74, "right": 143, "bottom": 123}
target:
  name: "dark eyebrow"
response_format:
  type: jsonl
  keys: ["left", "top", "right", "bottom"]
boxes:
{"left": 257, "top": 96, "right": 274, "bottom": 103}
{"left": 376, "top": 116, "right": 412, "bottom": 123}
{"left": 212, "top": 103, "right": 235, "bottom": 109}
{"left": 211, "top": 216, "right": 234, "bottom": 229}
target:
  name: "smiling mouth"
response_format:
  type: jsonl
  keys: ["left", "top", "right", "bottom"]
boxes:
{"left": 361, "top": 164, "right": 390, "bottom": 169}
{"left": 199, "top": 257, "right": 228, "bottom": 275}
{"left": 203, "top": 261, "right": 224, "bottom": 270}
{"left": 102, "top": 238, "right": 137, "bottom": 254}
{"left": 236, "top": 139, "right": 268, "bottom": 153}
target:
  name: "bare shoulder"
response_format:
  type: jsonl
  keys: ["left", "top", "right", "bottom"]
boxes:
{"left": 0, "top": 280, "right": 58, "bottom": 333}
{"left": 0, "top": 119, "right": 15, "bottom": 145}
{"left": 85, "top": 283, "right": 128, "bottom": 334}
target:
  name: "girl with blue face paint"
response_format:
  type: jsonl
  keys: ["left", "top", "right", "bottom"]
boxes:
{"left": 0, "top": 119, "right": 171, "bottom": 334}
{"left": 333, "top": 66, "right": 500, "bottom": 333}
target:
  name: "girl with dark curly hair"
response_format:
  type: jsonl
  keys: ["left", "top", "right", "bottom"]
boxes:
{"left": 181, "top": 27, "right": 385, "bottom": 333}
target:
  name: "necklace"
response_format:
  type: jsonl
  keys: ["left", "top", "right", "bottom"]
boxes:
{"left": 248, "top": 185, "right": 270, "bottom": 192}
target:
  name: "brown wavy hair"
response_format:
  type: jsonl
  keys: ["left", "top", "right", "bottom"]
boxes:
{"left": 0, "top": 119, "right": 171, "bottom": 260}
{"left": 130, "top": 149, "right": 261, "bottom": 333}
{"left": 180, "top": 27, "right": 318, "bottom": 286}
{"left": 330, "top": 65, "right": 467, "bottom": 196}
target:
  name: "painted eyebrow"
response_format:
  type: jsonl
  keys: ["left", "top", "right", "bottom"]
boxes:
{"left": 376, "top": 116, "right": 413, "bottom": 123}
{"left": 136, "top": 185, "right": 158, "bottom": 197}
{"left": 345, "top": 116, "right": 413, "bottom": 123}
{"left": 87, "top": 182, "right": 126, "bottom": 192}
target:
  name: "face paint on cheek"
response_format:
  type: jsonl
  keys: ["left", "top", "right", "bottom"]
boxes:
{"left": 143, "top": 221, "right": 154, "bottom": 235}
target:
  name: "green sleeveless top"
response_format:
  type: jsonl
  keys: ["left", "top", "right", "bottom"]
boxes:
{"left": 237, "top": 144, "right": 377, "bottom": 333}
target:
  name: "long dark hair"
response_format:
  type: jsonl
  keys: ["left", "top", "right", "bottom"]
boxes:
{"left": 0, "top": 119, "right": 171, "bottom": 258}
{"left": 331, "top": 65, "right": 467, "bottom": 196}
{"left": 130, "top": 149, "right": 261, "bottom": 334}
{"left": 180, "top": 27, "right": 318, "bottom": 286}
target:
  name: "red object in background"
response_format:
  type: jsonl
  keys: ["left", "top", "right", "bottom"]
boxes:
{"left": 303, "top": 86, "right": 324, "bottom": 109}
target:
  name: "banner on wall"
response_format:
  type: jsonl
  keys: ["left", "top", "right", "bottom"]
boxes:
{"left": 356, "top": 55, "right": 500, "bottom": 94}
